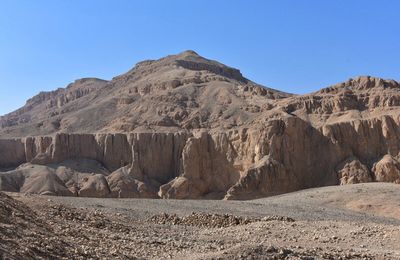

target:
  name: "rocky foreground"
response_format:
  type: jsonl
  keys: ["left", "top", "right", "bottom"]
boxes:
{"left": 1, "top": 183, "right": 400, "bottom": 259}
{"left": 1, "top": 51, "right": 400, "bottom": 200}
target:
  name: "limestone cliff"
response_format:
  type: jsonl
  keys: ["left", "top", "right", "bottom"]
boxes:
{"left": 0, "top": 51, "right": 399, "bottom": 199}
{"left": 1, "top": 109, "right": 400, "bottom": 199}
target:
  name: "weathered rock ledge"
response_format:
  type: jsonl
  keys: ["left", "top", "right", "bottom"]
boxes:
{"left": 1, "top": 113, "right": 400, "bottom": 199}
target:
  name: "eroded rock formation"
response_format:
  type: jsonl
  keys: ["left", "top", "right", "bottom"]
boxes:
{"left": 372, "top": 155, "right": 400, "bottom": 183}
{"left": 1, "top": 51, "right": 399, "bottom": 199}
{"left": 336, "top": 158, "right": 372, "bottom": 185}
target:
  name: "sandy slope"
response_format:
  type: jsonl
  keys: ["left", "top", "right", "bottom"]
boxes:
{"left": 1, "top": 183, "right": 399, "bottom": 259}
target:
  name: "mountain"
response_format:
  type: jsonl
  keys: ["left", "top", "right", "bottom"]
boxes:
{"left": 0, "top": 51, "right": 400, "bottom": 200}
{"left": 0, "top": 50, "right": 289, "bottom": 137}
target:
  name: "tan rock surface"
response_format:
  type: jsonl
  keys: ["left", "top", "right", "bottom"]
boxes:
{"left": 78, "top": 174, "right": 111, "bottom": 197}
{"left": 336, "top": 157, "right": 373, "bottom": 185}
{"left": 1, "top": 51, "right": 400, "bottom": 199}
{"left": 372, "top": 154, "right": 400, "bottom": 183}
{"left": 0, "top": 50, "right": 288, "bottom": 137}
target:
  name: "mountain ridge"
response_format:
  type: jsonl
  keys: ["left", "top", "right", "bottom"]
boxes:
{"left": 0, "top": 50, "right": 291, "bottom": 137}
{"left": 1, "top": 51, "right": 400, "bottom": 200}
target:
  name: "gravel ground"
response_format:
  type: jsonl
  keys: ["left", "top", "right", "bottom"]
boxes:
{"left": 2, "top": 182, "right": 400, "bottom": 259}
{"left": 41, "top": 183, "right": 400, "bottom": 225}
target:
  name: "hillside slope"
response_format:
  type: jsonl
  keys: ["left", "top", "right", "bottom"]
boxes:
{"left": 0, "top": 50, "right": 290, "bottom": 137}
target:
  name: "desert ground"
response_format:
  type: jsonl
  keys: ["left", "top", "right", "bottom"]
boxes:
{"left": 1, "top": 182, "right": 399, "bottom": 259}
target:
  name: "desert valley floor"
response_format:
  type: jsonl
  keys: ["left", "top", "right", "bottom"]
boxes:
{"left": 1, "top": 183, "right": 400, "bottom": 259}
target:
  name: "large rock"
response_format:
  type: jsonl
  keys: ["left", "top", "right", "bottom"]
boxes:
{"left": 78, "top": 174, "right": 111, "bottom": 197}
{"left": 0, "top": 164, "right": 73, "bottom": 196}
{"left": 225, "top": 156, "right": 293, "bottom": 200}
{"left": 372, "top": 155, "right": 400, "bottom": 183}
{"left": 336, "top": 158, "right": 373, "bottom": 185}
{"left": 107, "top": 166, "right": 158, "bottom": 198}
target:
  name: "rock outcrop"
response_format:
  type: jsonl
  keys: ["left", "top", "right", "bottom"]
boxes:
{"left": 0, "top": 133, "right": 192, "bottom": 198}
{"left": 372, "top": 155, "right": 400, "bottom": 183}
{"left": 336, "top": 158, "right": 372, "bottom": 185}
{"left": 0, "top": 51, "right": 400, "bottom": 199}
{"left": 78, "top": 174, "right": 111, "bottom": 197}
{"left": 2, "top": 111, "right": 400, "bottom": 199}
{"left": 159, "top": 132, "right": 240, "bottom": 199}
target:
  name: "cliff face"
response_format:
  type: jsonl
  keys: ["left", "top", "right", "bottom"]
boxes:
{"left": 0, "top": 50, "right": 400, "bottom": 199}
{"left": 1, "top": 110, "right": 400, "bottom": 199}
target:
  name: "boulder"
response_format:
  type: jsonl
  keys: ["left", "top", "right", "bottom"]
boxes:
{"left": 78, "top": 174, "right": 111, "bottom": 197}
{"left": 372, "top": 155, "right": 400, "bottom": 183}
{"left": 107, "top": 166, "right": 158, "bottom": 198}
{"left": 336, "top": 158, "right": 372, "bottom": 185}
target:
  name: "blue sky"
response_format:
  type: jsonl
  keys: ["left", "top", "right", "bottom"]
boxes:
{"left": 0, "top": 0, "right": 399, "bottom": 115}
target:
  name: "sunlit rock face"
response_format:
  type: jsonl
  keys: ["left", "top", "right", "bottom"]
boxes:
{"left": 1, "top": 50, "right": 400, "bottom": 199}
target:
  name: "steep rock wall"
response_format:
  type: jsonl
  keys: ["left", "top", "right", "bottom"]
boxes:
{"left": 224, "top": 115, "right": 400, "bottom": 199}
{"left": 159, "top": 132, "right": 241, "bottom": 199}
{"left": 225, "top": 117, "right": 340, "bottom": 199}
{"left": 0, "top": 139, "right": 26, "bottom": 169}
{"left": 1, "top": 114, "right": 400, "bottom": 199}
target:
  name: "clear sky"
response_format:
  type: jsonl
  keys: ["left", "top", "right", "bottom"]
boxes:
{"left": 0, "top": 0, "right": 399, "bottom": 115}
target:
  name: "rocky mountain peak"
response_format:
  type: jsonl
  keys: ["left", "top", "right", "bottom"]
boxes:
{"left": 347, "top": 76, "right": 399, "bottom": 90}
{"left": 0, "top": 51, "right": 292, "bottom": 137}
{"left": 174, "top": 49, "right": 201, "bottom": 59}
{"left": 1, "top": 51, "right": 398, "bottom": 140}
{"left": 124, "top": 50, "right": 246, "bottom": 83}
{"left": 173, "top": 51, "right": 246, "bottom": 82}
{"left": 66, "top": 78, "right": 108, "bottom": 89}
{"left": 279, "top": 75, "right": 400, "bottom": 119}
{"left": 320, "top": 76, "right": 400, "bottom": 94}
